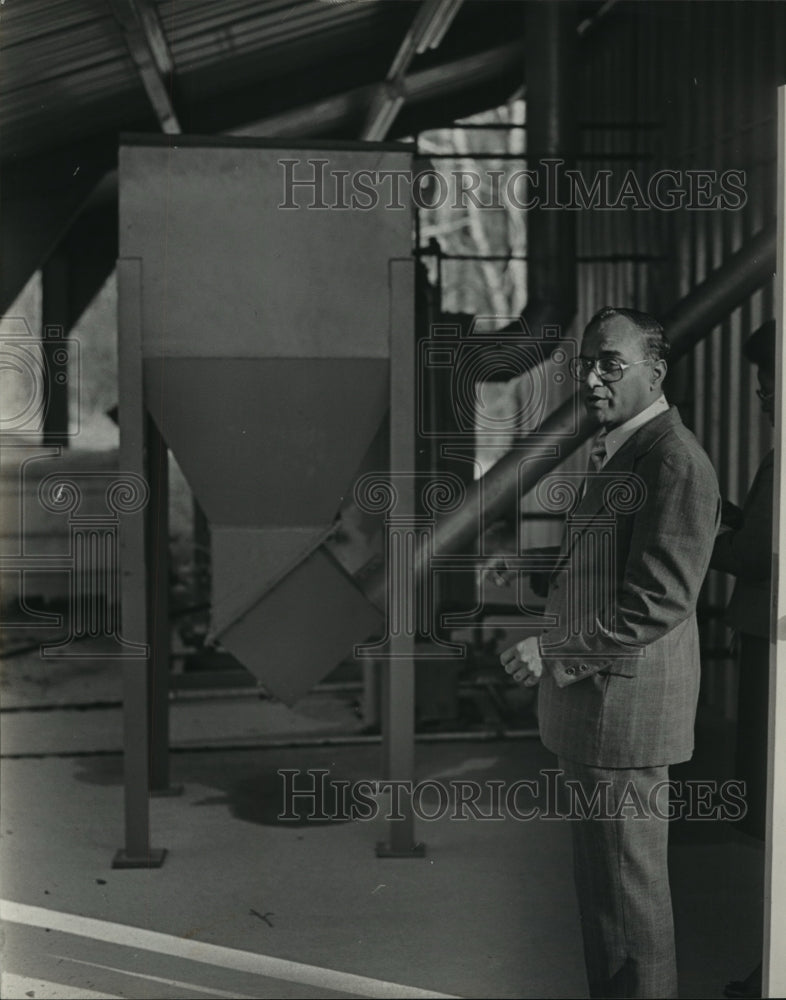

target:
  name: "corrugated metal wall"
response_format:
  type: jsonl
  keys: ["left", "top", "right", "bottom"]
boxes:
{"left": 575, "top": 0, "right": 782, "bottom": 715}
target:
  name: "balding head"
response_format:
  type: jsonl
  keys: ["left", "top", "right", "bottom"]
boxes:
{"left": 579, "top": 307, "right": 669, "bottom": 429}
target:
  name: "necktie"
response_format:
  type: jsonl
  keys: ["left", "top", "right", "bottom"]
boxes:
{"left": 588, "top": 429, "right": 608, "bottom": 472}
{"left": 582, "top": 429, "right": 607, "bottom": 496}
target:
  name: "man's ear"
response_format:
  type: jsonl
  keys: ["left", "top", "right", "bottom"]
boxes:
{"left": 652, "top": 359, "right": 667, "bottom": 386}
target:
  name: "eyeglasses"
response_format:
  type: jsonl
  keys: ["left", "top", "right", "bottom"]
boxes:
{"left": 756, "top": 388, "right": 775, "bottom": 402}
{"left": 568, "top": 357, "right": 652, "bottom": 383}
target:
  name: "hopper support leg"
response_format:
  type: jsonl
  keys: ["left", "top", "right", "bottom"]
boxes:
{"left": 376, "top": 259, "right": 425, "bottom": 859}
{"left": 146, "top": 415, "right": 182, "bottom": 797}
{"left": 114, "top": 257, "right": 167, "bottom": 867}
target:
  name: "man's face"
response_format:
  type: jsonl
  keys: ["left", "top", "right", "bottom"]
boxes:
{"left": 579, "top": 315, "right": 660, "bottom": 429}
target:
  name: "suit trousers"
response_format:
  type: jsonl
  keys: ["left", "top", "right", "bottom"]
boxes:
{"left": 558, "top": 757, "right": 678, "bottom": 1000}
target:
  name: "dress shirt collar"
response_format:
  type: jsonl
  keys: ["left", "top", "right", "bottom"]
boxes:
{"left": 601, "top": 393, "right": 669, "bottom": 464}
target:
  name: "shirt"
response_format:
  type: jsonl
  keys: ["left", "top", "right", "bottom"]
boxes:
{"left": 598, "top": 393, "right": 670, "bottom": 467}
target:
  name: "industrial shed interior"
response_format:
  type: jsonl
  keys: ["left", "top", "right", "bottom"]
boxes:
{"left": 2, "top": 1, "right": 786, "bottom": 998}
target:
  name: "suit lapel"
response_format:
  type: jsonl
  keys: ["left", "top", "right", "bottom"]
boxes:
{"left": 550, "top": 406, "right": 682, "bottom": 575}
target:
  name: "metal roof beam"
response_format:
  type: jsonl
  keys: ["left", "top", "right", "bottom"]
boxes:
{"left": 361, "top": 0, "right": 464, "bottom": 141}
{"left": 108, "top": 0, "right": 180, "bottom": 134}
{"left": 234, "top": 36, "right": 521, "bottom": 141}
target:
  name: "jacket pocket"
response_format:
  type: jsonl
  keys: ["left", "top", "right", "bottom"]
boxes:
{"left": 600, "top": 657, "right": 637, "bottom": 678}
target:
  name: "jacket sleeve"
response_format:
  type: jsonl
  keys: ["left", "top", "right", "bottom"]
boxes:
{"left": 710, "top": 458, "right": 773, "bottom": 582}
{"left": 540, "top": 447, "right": 720, "bottom": 685}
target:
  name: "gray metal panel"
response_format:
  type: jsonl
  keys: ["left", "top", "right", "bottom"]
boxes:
{"left": 119, "top": 143, "right": 412, "bottom": 359}
{"left": 218, "top": 546, "right": 382, "bottom": 705}
{"left": 210, "top": 524, "right": 329, "bottom": 636}
{"left": 144, "top": 356, "right": 389, "bottom": 527}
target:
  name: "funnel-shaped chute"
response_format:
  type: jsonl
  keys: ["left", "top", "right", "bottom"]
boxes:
{"left": 144, "top": 357, "right": 389, "bottom": 526}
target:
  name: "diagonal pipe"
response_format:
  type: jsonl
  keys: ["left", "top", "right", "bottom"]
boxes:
{"left": 359, "top": 223, "right": 776, "bottom": 610}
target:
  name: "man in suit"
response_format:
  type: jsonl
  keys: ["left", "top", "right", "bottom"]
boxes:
{"left": 712, "top": 320, "right": 775, "bottom": 1000}
{"left": 501, "top": 307, "right": 720, "bottom": 999}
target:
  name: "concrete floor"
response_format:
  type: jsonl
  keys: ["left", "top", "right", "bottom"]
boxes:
{"left": 0, "top": 647, "right": 765, "bottom": 999}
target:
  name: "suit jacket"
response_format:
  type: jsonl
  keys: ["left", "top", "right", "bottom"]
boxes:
{"left": 537, "top": 406, "right": 721, "bottom": 768}
{"left": 710, "top": 449, "right": 773, "bottom": 639}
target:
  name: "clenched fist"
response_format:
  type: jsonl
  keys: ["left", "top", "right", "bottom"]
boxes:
{"left": 500, "top": 635, "right": 544, "bottom": 687}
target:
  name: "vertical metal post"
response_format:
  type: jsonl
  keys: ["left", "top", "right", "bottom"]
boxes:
{"left": 522, "top": 0, "right": 577, "bottom": 334}
{"left": 763, "top": 84, "right": 786, "bottom": 998}
{"left": 41, "top": 251, "right": 71, "bottom": 447}
{"left": 113, "top": 257, "right": 166, "bottom": 869}
{"left": 377, "top": 258, "right": 424, "bottom": 858}
{"left": 146, "top": 414, "right": 180, "bottom": 795}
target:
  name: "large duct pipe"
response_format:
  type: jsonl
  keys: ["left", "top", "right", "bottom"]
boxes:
{"left": 360, "top": 224, "right": 776, "bottom": 610}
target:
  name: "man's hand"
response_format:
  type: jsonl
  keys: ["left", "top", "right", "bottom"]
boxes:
{"left": 483, "top": 556, "right": 515, "bottom": 588}
{"left": 500, "top": 635, "right": 544, "bottom": 687}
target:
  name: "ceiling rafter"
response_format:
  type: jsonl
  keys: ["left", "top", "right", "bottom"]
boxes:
{"left": 107, "top": 0, "right": 180, "bottom": 134}
{"left": 235, "top": 38, "right": 523, "bottom": 140}
{"left": 361, "top": 0, "right": 464, "bottom": 141}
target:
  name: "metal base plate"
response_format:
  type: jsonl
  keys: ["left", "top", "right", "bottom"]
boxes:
{"left": 375, "top": 841, "right": 426, "bottom": 859}
{"left": 112, "top": 848, "right": 167, "bottom": 869}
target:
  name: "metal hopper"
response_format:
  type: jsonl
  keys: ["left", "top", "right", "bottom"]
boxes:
{"left": 119, "top": 136, "right": 412, "bottom": 704}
